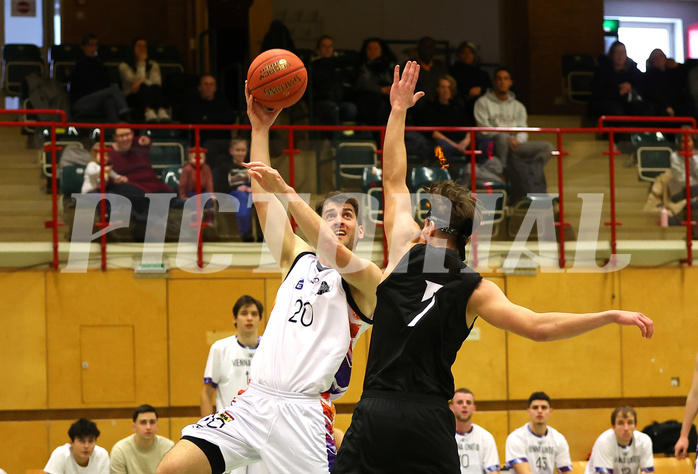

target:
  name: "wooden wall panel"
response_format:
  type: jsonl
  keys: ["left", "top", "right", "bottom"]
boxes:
{"left": 506, "top": 273, "right": 621, "bottom": 399}
{"left": 340, "top": 328, "right": 371, "bottom": 404}
{"left": 471, "top": 411, "right": 509, "bottom": 467}
{"left": 45, "top": 271, "right": 169, "bottom": 409}
{"left": 333, "top": 413, "right": 354, "bottom": 433}
{"left": 0, "top": 421, "right": 49, "bottom": 473}
{"left": 0, "top": 272, "right": 47, "bottom": 410}
{"left": 619, "top": 268, "right": 698, "bottom": 397}
{"left": 453, "top": 277, "right": 508, "bottom": 400}
{"left": 168, "top": 417, "right": 200, "bottom": 441}
{"left": 167, "top": 276, "right": 267, "bottom": 406}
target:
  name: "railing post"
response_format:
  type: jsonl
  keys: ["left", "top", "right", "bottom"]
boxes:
{"left": 681, "top": 129, "right": 694, "bottom": 265}
{"left": 49, "top": 125, "right": 60, "bottom": 269}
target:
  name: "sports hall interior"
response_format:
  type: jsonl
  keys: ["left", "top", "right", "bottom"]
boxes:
{"left": 1, "top": 0, "right": 698, "bottom": 472}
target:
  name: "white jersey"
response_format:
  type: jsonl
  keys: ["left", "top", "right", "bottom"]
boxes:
{"left": 203, "top": 335, "right": 260, "bottom": 408}
{"left": 44, "top": 443, "right": 110, "bottom": 474}
{"left": 250, "top": 253, "right": 370, "bottom": 399}
{"left": 585, "top": 429, "right": 654, "bottom": 474}
{"left": 505, "top": 424, "right": 572, "bottom": 474}
{"left": 456, "top": 423, "right": 501, "bottom": 474}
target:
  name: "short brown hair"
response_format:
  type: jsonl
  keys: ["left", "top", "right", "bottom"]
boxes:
{"left": 450, "top": 387, "right": 475, "bottom": 404}
{"left": 426, "top": 181, "right": 479, "bottom": 259}
{"left": 611, "top": 405, "right": 637, "bottom": 425}
{"left": 314, "top": 191, "right": 360, "bottom": 222}
{"left": 437, "top": 74, "right": 457, "bottom": 96}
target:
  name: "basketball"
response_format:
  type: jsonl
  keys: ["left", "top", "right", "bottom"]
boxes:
{"left": 247, "top": 49, "right": 308, "bottom": 109}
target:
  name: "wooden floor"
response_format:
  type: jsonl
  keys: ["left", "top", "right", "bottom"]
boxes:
{"left": 0, "top": 115, "right": 688, "bottom": 245}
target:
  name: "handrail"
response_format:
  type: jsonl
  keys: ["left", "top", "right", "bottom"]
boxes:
{"left": 2, "top": 111, "right": 696, "bottom": 270}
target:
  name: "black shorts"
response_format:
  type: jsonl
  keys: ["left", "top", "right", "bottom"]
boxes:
{"left": 332, "top": 391, "right": 459, "bottom": 474}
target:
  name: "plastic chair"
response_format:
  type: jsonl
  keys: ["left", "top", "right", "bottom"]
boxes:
{"left": 637, "top": 147, "right": 673, "bottom": 182}
{"left": 569, "top": 461, "right": 587, "bottom": 474}
{"left": 162, "top": 165, "right": 182, "bottom": 194}
{"left": 41, "top": 140, "right": 84, "bottom": 179}
{"left": 474, "top": 184, "right": 508, "bottom": 235}
{"left": 335, "top": 141, "right": 378, "bottom": 189}
{"left": 410, "top": 166, "right": 452, "bottom": 221}
{"left": 2, "top": 43, "right": 44, "bottom": 96}
{"left": 49, "top": 44, "right": 80, "bottom": 88}
{"left": 148, "top": 44, "right": 185, "bottom": 80}
{"left": 561, "top": 53, "right": 596, "bottom": 104}
{"left": 98, "top": 44, "right": 130, "bottom": 84}
{"left": 59, "top": 164, "right": 86, "bottom": 196}
{"left": 362, "top": 166, "right": 383, "bottom": 224}
{"left": 651, "top": 456, "right": 694, "bottom": 474}
{"left": 149, "top": 140, "right": 187, "bottom": 176}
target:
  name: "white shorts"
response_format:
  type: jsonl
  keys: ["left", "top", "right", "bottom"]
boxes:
{"left": 181, "top": 382, "right": 336, "bottom": 474}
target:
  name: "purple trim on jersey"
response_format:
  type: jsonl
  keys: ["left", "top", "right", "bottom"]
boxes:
{"left": 594, "top": 468, "right": 613, "bottom": 473}
{"left": 507, "top": 458, "right": 528, "bottom": 467}
{"left": 559, "top": 466, "right": 573, "bottom": 472}
{"left": 527, "top": 424, "right": 548, "bottom": 438}
{"left": 641, "top": 468, "right": 654, "bottom": 473}
{"left": 485, "top": 465, "right": 501, "bottom": 473}
{"left": 236, "top": 336, "right": 261, "bottom": 350}
{"left": 203, "top": 377, "right": 218, "bottom": 388}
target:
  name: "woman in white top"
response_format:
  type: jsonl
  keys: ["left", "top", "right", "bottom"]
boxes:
{"left": 82, "top": 144, "right": 127, "bottom": 193}
{"left": 119, "top": 38, "right": 170, "bottom": 123}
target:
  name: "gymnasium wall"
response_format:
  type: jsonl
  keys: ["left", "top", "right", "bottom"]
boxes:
{"left": 0, "top": 267, "right": 696, "bottom": 471}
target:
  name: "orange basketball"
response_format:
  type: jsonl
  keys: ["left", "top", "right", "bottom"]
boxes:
{"left": 247, "top": 49, "right": 308, "bottom": 109}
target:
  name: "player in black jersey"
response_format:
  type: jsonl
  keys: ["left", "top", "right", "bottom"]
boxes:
{"left": 331, "top": 61, "right": 654, "bottom": 474}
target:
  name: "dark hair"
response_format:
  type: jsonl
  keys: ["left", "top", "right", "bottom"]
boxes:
{"left": 68, "top": 418, "right": 100, "bottom": 441}
{"left": 132, "top": 404, "right": 158, "bottom": 422}
{"left": 528, "top": 391, "right": 551, "bottom": 406}
{"left": 314, "top": 191, "right": 361, "bottom": 223}
{"left": 233, "top": 295, "right": 264, "bottom": 319}
{"left": 494, "top": 66, "right": 512, "bottom": 80}
{"left": 358, "top": 37, "right": 397, "bottom": 64}
{"left": 611, "top": 405, "right": 637, "bottom": 425}
{"left": 316, "top": 35, "right": 333, "bottom": 51}
{"left": 425, "top": 181, "right": 479, "bottom": 260}
{"left": 126, "top": 37, "right": 152, "bottom": 75}
{"left": 80, "top": 33, "right": 98, "bottom": 46}
{"left": 451, "top": 387, "right": 475, "bottom": 404}
{"left": 457, "top": 41, "right": 480, "bottom": 65}
{"left": 608, "top": 40, "right": 626, "bottom": 56}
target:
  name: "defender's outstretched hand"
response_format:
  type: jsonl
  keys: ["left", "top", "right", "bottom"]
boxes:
{"left": 615, "top": 311, "right": 654, "bottom": 338}
{"left": 245, "top": 81, "right": 282, "bottom": 130}
{"left": 244, "top": 161, "right": 291, "bottom": 195}
{"left": 389, "top": 61, "right": 425, "bottom": 112}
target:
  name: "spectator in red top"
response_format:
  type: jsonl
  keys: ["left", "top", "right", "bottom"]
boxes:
{"left": 109, "top": 128, "right": 173, "bottom": 193}
{"left": 179, "top": 151, "right": 214, "bottom": 200}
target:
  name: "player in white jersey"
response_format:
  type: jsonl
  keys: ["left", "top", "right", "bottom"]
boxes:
{"left": 450, "top": 388, "right": 501, "bottom": 474}
{"left": 586, "top": 406, "right": 654, "bottom": 474}
{"left": 675, "top": 350, "right": 698, "bottom": 474}
{"left": 506, "top": 392, "right": 572, "bottom": 474}
{"left": 156, "top": 85, "right": 381, "bottom": 474}
{"left": 201, "top": 295, "right": 264, "bottom": 416}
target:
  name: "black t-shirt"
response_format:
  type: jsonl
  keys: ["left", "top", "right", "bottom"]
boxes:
{"left": 364, "top": 243, "right": 482, "bottom": 400}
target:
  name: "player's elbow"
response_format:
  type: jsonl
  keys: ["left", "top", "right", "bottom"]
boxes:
{"left": 523, "top": 324, "right": 553, "bottom": 342}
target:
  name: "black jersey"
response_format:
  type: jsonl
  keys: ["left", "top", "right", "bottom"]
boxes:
{"left": 364, "top": 243, "right": 482, "bottom": 400}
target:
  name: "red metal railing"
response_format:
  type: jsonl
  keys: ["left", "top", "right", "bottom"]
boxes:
{"left": 1, "top": 111, "right": 696, "bottom": 270}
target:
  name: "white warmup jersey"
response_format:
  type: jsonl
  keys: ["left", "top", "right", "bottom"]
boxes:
{"left": 584, "top": 429, "right": 654, "bottom": 474}
{"left": 505, "top": 424, "right": 573, "bottom": 474}
{"left": 250, "top": 252, "right": 369, "bottom": 398}
{"left": 203, "top": 335, "right": 260, "bottom": 408}
{"left": 456, "top": 423, "right": 501, "bottom": 474}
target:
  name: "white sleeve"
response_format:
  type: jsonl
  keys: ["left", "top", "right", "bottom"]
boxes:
{"left": 474, "top": 97, "right": 495, "bottom": 137}
{"left": 43, "top": 446, "right": 66, "bottom": 474}
{"left": 505, "top": 431, "right": 528, "bottom": 467}
{"left": 94, "top": 446, "right": 110, "bottom": 474}
{"left": 589, "top": 435, "right": 615, "bottom": 473}
{"left": 514, "top": 101, "right": 529, "bottom": 143}
{"left": 203, "top": 343, "right": 218, "bottom": 386}
{"left": 482, "top": 430, "right": 501, "bottom": 472}
{"left": 554, "top": 434, "right": 573, "bottom": 472}
{"left": 639, "top": 435, "right": 654, "bottom": 473}
{"left": 147, "top": 61, "right": 162, "bottom": 86}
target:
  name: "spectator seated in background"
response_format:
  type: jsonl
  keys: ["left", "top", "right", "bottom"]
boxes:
{"left": 413, "top": 36, "right": 449, "bottom": 103}
{"left": 70, "top": 33, "right": 130, "bottom": 122}
{"left": 81, "top": 143, "right": 127, "bottom": 193}
{"left": 449, "top": 41, "right": 492, "bottom": 124}
{"left": 505, "top": 392, "right": 572, "bottom": 474}
{"left": 310, "top": 35, "right": 358, "bottom": 127}
{"left": 349, "top": 37, "right": 396, "bottom": 125}
{"left": 44, "top": 418, "right": 110, "bottom": 474}
{"left": 119, "top": 37, "right": 170, "bottom": 123}
{"left": 183, "top": 74, "right": 236, "bottom": 142}
{"left": 585, "top": 406, "right": 654, "bottom": 474}
{"left": 474, "top": 67, "right": 552, "bottom": 199}
{"left": 178, "top": 151, "right": 215, "bottom": 223}
{"left": 450, "top": 388, "right": 501, "bottom": 474}
{"left": 669, "top": 132, "right": 698, "bottom": 202}
{"left": 644, "top": 48, "right": 687, "bottom": 118}
{"left": 212, "top": 137, "right": 253, "bottom": 241}
{"left": 110, "top": 404, "right": 175, "bottom": 474}
{"left": 588, "top": 41, "right": 655, "bottom": 119}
